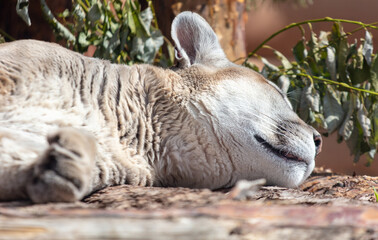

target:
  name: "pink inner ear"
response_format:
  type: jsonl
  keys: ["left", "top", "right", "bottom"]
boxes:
{"left": 175, "top": 26, "right": 196, "bottom": 64}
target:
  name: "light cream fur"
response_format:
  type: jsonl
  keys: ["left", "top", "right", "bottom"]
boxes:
{"left": 0, "top": 12, "right": 321, "bottom": 203}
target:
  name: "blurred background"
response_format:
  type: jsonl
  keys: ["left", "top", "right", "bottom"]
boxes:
{"left": 0, "top": 0, "right": 377, "bottom": 175}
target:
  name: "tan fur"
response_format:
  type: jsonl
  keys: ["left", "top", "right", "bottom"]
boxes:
{"left": 0, "top": 12, "right": 321, "bottom": 203}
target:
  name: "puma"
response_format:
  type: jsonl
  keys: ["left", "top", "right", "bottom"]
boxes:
{"left": 0, "top": 12, "right": 322, "bottom": 203}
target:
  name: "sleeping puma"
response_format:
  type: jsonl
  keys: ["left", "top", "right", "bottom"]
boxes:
{"left": 0, "top": 12, "right": 322, "bottom": 203}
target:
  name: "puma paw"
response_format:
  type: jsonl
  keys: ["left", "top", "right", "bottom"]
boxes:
{"left": 125, "top": 156, "right": 154, "bottom": 187}
{"left": 26, "top": 128, "right": 96, "bottom": 203}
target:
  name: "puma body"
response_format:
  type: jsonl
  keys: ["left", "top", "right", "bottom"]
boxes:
{"left": 0, "top": 12, "right": 321, "bottom": 203}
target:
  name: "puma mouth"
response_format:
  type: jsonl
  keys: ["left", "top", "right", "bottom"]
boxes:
{"left": 254, "top": 135, "right": 305, "bottom": 163}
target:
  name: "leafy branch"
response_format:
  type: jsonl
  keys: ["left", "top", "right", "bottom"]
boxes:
{"left": 245, "top": 19, "right": 378, "bottom": 165}
{"left": 244, "top": 17, "right": 378, "bottom": 62}
{"left": 37, "top": 0, "right": 173, "bottom": 66}
{"left": 287, "top": 73, "right": 378, "bottom": 96}
{"left": 40, "top": 0, "right": 75, "bottom": 42}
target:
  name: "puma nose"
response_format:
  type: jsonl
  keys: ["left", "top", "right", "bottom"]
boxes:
{"left": 313, "top": 133, "right": 322, "bottom": 156}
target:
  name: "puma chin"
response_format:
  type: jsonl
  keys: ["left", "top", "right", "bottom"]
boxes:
{"left": 0, "top": 11, "right": 322, "bottom": 203}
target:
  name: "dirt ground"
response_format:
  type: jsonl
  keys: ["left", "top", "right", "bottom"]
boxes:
{"left": 0, "top": 168, "right": 377, "bottom": 240}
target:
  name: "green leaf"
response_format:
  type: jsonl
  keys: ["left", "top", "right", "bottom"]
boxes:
{"left": 60, "top": 9, "right": 70, "bottom": 18}
{"left": 16, "top": 0, "right": 31, "bottom": 26}
{"left": 131, "top": 30, "right": 163, "bottom": 63}
{"left": 73, "top": 3, "right": 85, "bottom": 22}
{"left": 326, "top": 46, "right": 337, "bottom": 80}
{"left": 337, "top": 37, "right": 349, "bottom": 82}
{"left": 127, "top": 6, "right": 136, "bottom": 34}
{"left": 299, "top": 96, "right": 309, "bottom": 122}
{"left": 287, "top": 88, "right": 302, "bottom": 113}
{"left": 108, "top": 28, "right": 121, "bottom": 54}
{"left": 129, "top": 3, "right": 150, "bottom": 37}
{"left": 373, "top": 187, "right": 378, "bottom": 203}
{"left": 362, "top": 31, "right": 373, "bottom": 65}
{"left": 314, "top": 113, "right": 327, "bottom": 129}
{"left": 302, "top": 84, "right": 320, "bottom": 112}
{"left": 293, "top": 40, "right": 306, "bottom": 62}
{"left": 119, "top": 25, "right": 130, "bottom": 52}
{"left": 305, "top": 56, "right": 321, "bottom": 76}
{"left": 88, "top": 3, "right": 102, "bottom": 22}
{"left": 346, "top": 126, "right": 359, "bottom": 156}
{"left": 373, "top": 103, "right": 378, "bottom": 143}
{"left": 274, "top": 50, "right": 292, "bottom": 69}
{"left": 244, "top": 62, "right": 260, "bottom": 72}
{"left": 323, "top": 86, "right": 345, "bottom": 133}
{"left": 318, "top": 31, "right": 329, "bottom": 47}
{"left": 357, "top": 99, "right": 371, "bottom": 138}
{"left": 367, "top": 146, "right": 376, "bottom": 166}
{"left": 261, "top": 57, "right": 279, "bottom": 71}
{"left": 331, "top": 22, "right": 342, "bottom": 40}
{"left": 370, "top": 54, "right": 378, "bottom": 92}
{"left": 308, "top": 31, "right": 318, "bottom": 59}
{"left": 78, "top": 32, "right": 90, "bottom": 48}
{"left": 348, "top": 58, "right": 371, "bottom": 85}
{"left": 338, "top": 94, "right": 357, "bottom": 140}
{"left": 140, "top": 7, "right": 153, "bottom": 33}
{"left": 277, "top": 75, "right": 290, "bottom": 95}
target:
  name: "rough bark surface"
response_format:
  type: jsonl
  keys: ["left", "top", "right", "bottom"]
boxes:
{"left": 1, "top": 169, "right": 378, "bottom": 240}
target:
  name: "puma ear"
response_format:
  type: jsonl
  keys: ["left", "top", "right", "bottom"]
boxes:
{"left": 171, "top": 11, "right": 229, "bottom": 68}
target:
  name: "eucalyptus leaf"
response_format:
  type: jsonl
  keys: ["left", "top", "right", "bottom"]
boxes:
{"left": 346, "top": 126, "right": 359, "bottom": 156}
{"left": 337, "top": 37, "right": 349, "bottom": 82}
{"left": 245, "top": 62, "right": 260, "bottom": 72}
{"left": 261, "top": 57, "right": 279, "bottom": 72}
{"left": 326, "top": 46, "right": 337, "bottom": 81}
{"left": 140, "top": 7, "right": 153, "bottom": 33}
{"left": 277, "top": 75, "right": 290, "bottom": 95}
{"left": 78, "top": 32, "right": 90, "bottom": 47}
{"left": 331, "top": 22, "right": 342, "bottom": 40}
{"left": 362, "top": 31, "right": 373, "bottom": 65}
{"left": 299, "top": 96, "right": 309, "bottom": 122}
{"left": 287, "top": 88, "right": 302, "bottom": 113}
{"left": 318, "top": 31, "right": 329, "bottom": 47}
{"left": 88, "top": 3, "right": 102, "bottom": 22}
{"left": 373, "top": 103, "right": 378, "bottom": 143}
{"left": 293, "top": 40, "right": 307, "bottom": 62}
{"left": 357, "top": 99, "right": 371, "bottom": 138}
{"left": 108, "top": 28, "right": 121, "bottom": 55}
{"left": 370, "top": 54, "right": 378, "bottom": 92}
{"left": 314, "top": 113, "right": 327, "bottom": 129}
{"left": 302, "top": 84, "right": 320, "bottom": 112}
{"left": 323, "top": 86, "right": 344, "bottom": 133}
{"left": 367, "top": 148, "right": 376, "bottom": 165}
{"left": 308, "top": 31, "right": 318, "bottom": 60}
{"left": 127, "top": 7, "right": 137, "bottom": 34}
{"left": 73, "top": 3, "right": 85, "bottom": 22}
{"left": 16, "top": 0, "right": 31, "bottom": 26}
{"left": 348, "top": 59, "right": 370, "bottom": 85}
{"left": 274, "top": 50, "right": 292, "bottom": 69}
{"left": 305, "top": 56, "right": 321, "bottom": 75}
{"left": 131, "top": 30, "right": 163, "bottom": 63}
{"left": 338, "top": 94, "right": 357, "bottom": 140}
